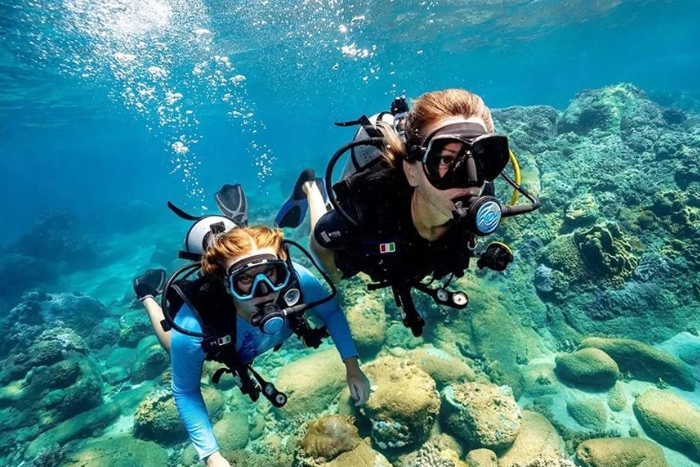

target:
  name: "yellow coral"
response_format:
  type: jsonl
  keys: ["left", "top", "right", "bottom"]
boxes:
{"left": 298, "top": 414, "right": 361, "bottom": 461}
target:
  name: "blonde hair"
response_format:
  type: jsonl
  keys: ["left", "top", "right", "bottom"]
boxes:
{"left": 382, "top": 88, "right": 494, "bottom": 168}
{"left": 201, "top": 225, "right": 287, "bottom": 278}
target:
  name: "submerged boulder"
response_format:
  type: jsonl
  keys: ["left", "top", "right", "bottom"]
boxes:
{"left": 576, "top": 437, "right": 668, "bottom": 467}
{"left": 581, "top": 337, "right": 695, "bottom": 390}
{"left": 358, "top": 355, "right": 440, "bottom": 451}
{"left": 633, "top": 389, "right": 700, "bottom": 462}
{"left": 441, "top": 382, "right": 521, "bottom": 452}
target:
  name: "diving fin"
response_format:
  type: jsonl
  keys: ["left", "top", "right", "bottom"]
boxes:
{"left": 275, "top": 169, "right": 315, "bottom": 229}
{"left": 215, "top": 183, "right": 248, "bottom": 226}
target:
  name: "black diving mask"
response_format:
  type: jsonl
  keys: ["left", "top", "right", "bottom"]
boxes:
{"left": 413, "top": 122, "right": 511, "bottom": 190}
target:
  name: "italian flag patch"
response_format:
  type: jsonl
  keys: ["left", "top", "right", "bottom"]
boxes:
{"left": 379, "top": 242, "right": 396, "bottom": 254}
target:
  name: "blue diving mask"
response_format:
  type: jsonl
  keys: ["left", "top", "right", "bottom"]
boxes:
{"left": 226, "top": 254, "right": 291, "bottom": 301}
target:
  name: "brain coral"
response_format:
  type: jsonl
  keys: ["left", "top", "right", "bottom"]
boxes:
{"left": 573, "top": 221, "right": 639, "bottom": 284}
{"left": 297, "top": 415, "right": 361, "bottom": 463}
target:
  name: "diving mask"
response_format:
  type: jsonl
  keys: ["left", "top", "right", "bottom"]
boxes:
{"left": 226, "top": 254, "right": 291, "bottom": 301}
{"left": 413, "top": 122, "right": 510, "bottom": 190}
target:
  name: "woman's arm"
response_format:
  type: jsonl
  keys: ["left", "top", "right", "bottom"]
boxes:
{"left": 140, "top": 297, "right": 171, "bottom": 353}
{"left": 295, "top": 264, "right": 370, "bottom": 405}
{"left": 171, "top": 305, "right": 222, "bottom": 461}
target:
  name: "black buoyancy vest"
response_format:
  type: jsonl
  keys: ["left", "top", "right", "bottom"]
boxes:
{"left": 165, "top": 273, "right": 323, "bottom": 363}
{"left": 333, "top": 162, "right": 474, "bottom": 284}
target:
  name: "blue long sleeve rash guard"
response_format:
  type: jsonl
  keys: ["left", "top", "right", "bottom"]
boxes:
{"left": 170, "top": 262, "right": 358, "bottom": 460}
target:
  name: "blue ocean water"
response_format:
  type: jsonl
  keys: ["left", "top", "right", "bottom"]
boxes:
{"left": 2, "top": 0, "right": 700, "bottom": 466}
{"left": 1, "top": 0, "right": 698, "bottom": 243}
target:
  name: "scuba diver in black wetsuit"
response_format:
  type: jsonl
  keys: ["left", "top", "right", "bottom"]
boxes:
{"left": 275, "top": 88, "right": 541, "bottom": 337}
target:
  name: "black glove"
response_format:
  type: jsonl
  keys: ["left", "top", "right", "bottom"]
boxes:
{"left": 133, "top": 269, "right": 166, "bottom": 301}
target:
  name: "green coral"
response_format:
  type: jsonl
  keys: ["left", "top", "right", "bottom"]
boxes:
{"left": 573, "top": 221, "right": 639, "bottom": 284}
{"left": 541, "top": 235, "right": 588, "bottom": 288}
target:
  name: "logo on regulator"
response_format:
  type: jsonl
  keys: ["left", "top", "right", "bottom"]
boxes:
{"left": 476, "top": 201, "right": 502, "bottom": 235}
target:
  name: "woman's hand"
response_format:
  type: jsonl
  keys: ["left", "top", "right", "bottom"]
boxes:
{"left": 344, "top": 357, "right": 371, "bottom": 406}
{"left": 205, "top": 451, "right": 231, "bottom": 467}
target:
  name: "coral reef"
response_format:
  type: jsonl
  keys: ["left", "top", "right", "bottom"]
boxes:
{"left": 296, "top": 415, "right": 361, "bottom": 464}
{"left": 410, "top": 442, "right": 458, "bottom": 467}
{"left": 441, "top": 382, "right": 522, "bottom": 451}
{"left": 572, "top": 221, "right": 639, "bottom": 285}
{"left": 133, "top": 385, "right": 223, "bottom": 445}
{"left": 274, "top": 347, "right": 348, "bottom": 419}
{"left": 359, "top": 356, "right": 440, "bottom": 452}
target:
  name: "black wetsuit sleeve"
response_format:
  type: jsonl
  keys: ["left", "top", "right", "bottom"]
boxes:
{"left": 313, "top": 207, "right": 359, "bottom": 249}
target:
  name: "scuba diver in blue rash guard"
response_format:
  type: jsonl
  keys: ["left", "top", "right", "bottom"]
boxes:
{"left": 275, "top": 88, "right": 541, "bottom": 338}
{"left": 133, "top": 185, "right": 370, "bottom": 467}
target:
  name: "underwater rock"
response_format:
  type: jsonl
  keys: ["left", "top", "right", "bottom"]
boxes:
{"left": 564, "top": 193, "right": 599, "bottom": 228}
{"left": 581, "top": 337, "right": 695, "bottom": 390}
{"left": 573, "top": 221, "right": 639, "bottom": 284}
{"left": 101, "top": 366, "right": 129, "bottom": 386}
{"left": 213, "top": 410, "right": 250, "bottom": 451}
{"left": 657, "top": 331, "right": 700, "bottom": 366}
{"left": 118, "top": 309, "right": 153, "bottom": 347}
{"left": 0, "top": 292, "right": 103, "bottom": 357}
{"left": 575, "top": 437, "right": 669, "bottom": 467}
{"left": 23, "top": 401, "right": 121, "bottom": 459}
{"left": 86, "top": 317, "right": 120, "bottom": 350}
{"left": 559, "top": 84, "right": 660, "bottom": 136}
{"left": 498, "top": 411, "right": 564, "bottom": 467}
{"left": 492, "top": 105, "right": 559, "bottom": 154}
{"left": 14, "top": 208, "right": 99, "bottom": 269}
{"left": 554, "top": 348, "right": 619, "bottom": 390}
{"left": 0, "top": 253, "right": 58, "bottom": 304}
{"left": 465, "top": 448, "right": 498, "bottom": 467}
{"left": 58, "top": 433, "right": 168, "bottom": 467}
{"left": 1, "top": 326, "right": 87, "bottom": 383}
{"left": 359, "top": 355, "right": 440, "bottom": 451}
{"left": 406, "top": 345, "right": 475, "bottom": 390}
{"left": 38, "top": 292, "right": 107, "bottom": 337}
{"left": 633, "top": 389, "right": 700, "bottom": 462}
{"left": 441, "top": 382, "right": 521, "bottom": 452}
{"left": 130, "top": 335, "right": 169, "bottom": 383}
{"left": 534, "top": 264, "right": 555, "bottom": 293}
{"left": 0, "top": 330, "right": 102, "bottom": 459}
{"left": 607, "top": 381, "right": 628, "bottom": 412}
{"left": 297, "top": 415, "right": 361, "bottom": 464}
{"left": 540, "top": 235, "right": 588, "bottom": 289}
{"left": 133, "top": 385, "right": 224, "bottom": 445}
{"left": 566, "top": 396, "right": 608, "bottom": 431}
{"left": 274, "top": 347, "right": 347, "bottom": 419}
{"left": 302, "top": 441, "right": 392, "bottom": 467}
{"left": 345, "top": 295, "right": 386, "bottom": 358}
{"left": 105, "top": 346, "right": 136, "bottom": 369}
{"left": 521, "top": 364, "right": 562, "bottom": 397}
{"left": 401, "top": 442, "right": 466, "bottom": 467}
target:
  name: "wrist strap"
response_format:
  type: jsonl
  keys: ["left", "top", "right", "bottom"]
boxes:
{"left": 139, "top": 294, "right": 154, "bottom": 302}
